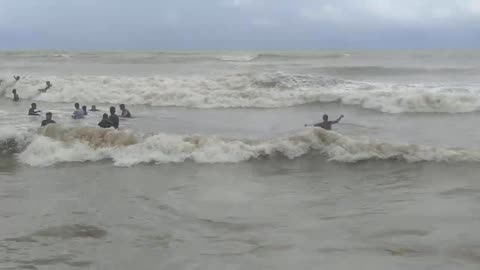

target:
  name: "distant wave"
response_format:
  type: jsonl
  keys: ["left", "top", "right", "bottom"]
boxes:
{"left": 214, "top": 52, "right": 351, "bottom": 62}
{"left": 317, "top": 66, "right": 479, "bottom": 76}
{"left": 52, "top": 53, "right": 72, "bottom": 59}
{"left": 2, "top": 126, "right": 480, "bottom": 167}
{"left": 216, "top": 54, "right": 259, "bottom": 62}
{"left": 256, "top": 52, "right": 351, "bottom": 60}
{"left": 3, "top": 72, "right": 480, "bottom": 113}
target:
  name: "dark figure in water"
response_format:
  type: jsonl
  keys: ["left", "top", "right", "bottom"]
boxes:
{"left": 41, "top": 112, "right": 56, "bottom": 127}
{"left": 38, "top": 81, "right": 52, "bottom": 93}
{"left": 72, "top": 103, "right": 84, "bottom": 119}
{"left": 89, "top": 105, "right": 99, "bottom": 112}
{"left": 12, "top": 89, "right": 19, "bottom": 102}
{"left": 98, "top": 113, "right": 113, "bottom": 128}
{"left": 305, "top": 114, "right": 344, "bottom": 130}
{"left": 119, "top": 104, "right": 132, "bottom": 118}
{"left": 82, "top": 105, "right": 88, "bottom": 115}
{"left": 109, "top": 106, "right": 119, "bottom": 129}
{"left": 13, "top": 76, "right": 20, "bottom": 81}
{"left": 28, "top": 103, "right": 41, "bottom": 116}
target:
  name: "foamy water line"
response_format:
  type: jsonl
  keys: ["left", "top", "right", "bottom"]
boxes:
{"left": 2, "top": 72, "right": 480, "bottom": 113}
{"left": 2, "top": 125, "right": 479, "bottom": 167}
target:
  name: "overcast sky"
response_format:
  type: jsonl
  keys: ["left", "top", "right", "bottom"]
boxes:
{"left": 1, "top": 0, "right": 480, "bottom": 50}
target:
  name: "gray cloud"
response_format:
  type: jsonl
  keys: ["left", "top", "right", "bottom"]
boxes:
{"left": 0, "top": 0, "right": 479, "bottom": 49}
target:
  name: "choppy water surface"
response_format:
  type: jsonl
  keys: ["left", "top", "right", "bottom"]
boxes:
{"left": 1, "top": 50, "right": 480, "bottom": 269}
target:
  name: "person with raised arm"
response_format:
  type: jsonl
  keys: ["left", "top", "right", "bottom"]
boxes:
{"left": 305, "top": 114, "right": 344, "bottom": 130}
{"left": 38, "top": 81, "right": 52, "bottom": 93}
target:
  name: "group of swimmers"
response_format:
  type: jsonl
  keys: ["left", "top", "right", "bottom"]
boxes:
{"left": 5, "top": 77, "right": 52, "bottom": 103}
{"left": 8, "top": 75, "right": 345, "bottom": 131}
{"left": 29, "top": 102, "right": 132, "bottom": 129}
{"left": 4, "top": 75, "right": 134, "bottom": 129}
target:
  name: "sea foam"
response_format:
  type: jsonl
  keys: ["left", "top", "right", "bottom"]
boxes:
{"left": 11, "top": 125, "right": 480, "bottom": 167}
{"left": 4, "top": 72, "right": 480, "bottom": 113}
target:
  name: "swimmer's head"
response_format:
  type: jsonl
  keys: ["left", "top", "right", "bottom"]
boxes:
{"left": 82, "top": 105, "right": 87, "bottom": 111}
{"left": 323, "top": 114, "right": 328, "bottom": 121}
{"left": 75, "top": 103, "right": 80, "bottom": 109}
{"left": 46, "top": 112, "right": 52, "bottom": 120}
{"left": 12, "top": 89, "right": 16, "bottom": 94}
{"left": 46, "top": 81, "right": 51, "bottom": 85}
{"left": 31, "top": 103, "right": 37, "bottom": 109}
{"left": 102, "top": 113, "right": 108, "bottom": 119}
{"left": 110, "top": 106, "right": 116, "bottom": 114}
{"left": 120, "top": 104, "right": 125, "bottom": 110}
{"left": 91, "top": 105, "right": 96, "bottom": 110}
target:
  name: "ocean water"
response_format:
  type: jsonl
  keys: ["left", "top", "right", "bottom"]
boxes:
{"left": 1, "top": 51, "right": 480, "bottom": 270}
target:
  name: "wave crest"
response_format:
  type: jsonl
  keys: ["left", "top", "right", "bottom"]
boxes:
{"left": 13, "top": 127, "right": 480, "bottom": 167}
{"left": 4, "top": 72, "right": 480, "bottom": 113}
{"left": 216, "top": 54, "right": 259, "bottom": 62}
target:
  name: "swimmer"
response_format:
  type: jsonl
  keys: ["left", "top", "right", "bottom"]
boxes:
{"left": 89, "top": 105, "right": 100, "bottom": 112}
{"left": 12, "top": 89, "right": 19, "bottom": 102}
{"left": 98, "top": 113, "right": 113, "bottom": 128}
{"left": 119, "top": 104, "right": 132, "bottom": 118}
{"left": 82, "top": 105, "right": 88, "bottom": 116}
{"left": 72, "top": 103, "right": 84, "bottom": 119}
{"left": 13, "top": 76, "right": 20, "bottom": 81}
{"left": 305, "top": 114, "right": 344, "bottom": 130}
{"left": 109, "top": 106, "right": 119, "bottom": 129}
{"left": 28, "top": 103, "right": 41, "bottom": 116}
{"left": 41, "top": 112, "right": 56, "bottom": 127}
{"left": 38, "top": 81, "right": 52, "bottom": 93}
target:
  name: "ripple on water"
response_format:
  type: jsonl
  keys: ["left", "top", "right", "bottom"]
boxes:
{"left": 14, "top": 254, "right": 93, "bottom": 268}
{"left": 31, "top": 224, "right": 107, "bottom": 239}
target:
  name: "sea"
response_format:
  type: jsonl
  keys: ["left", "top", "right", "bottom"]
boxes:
{"left": 1, "top": 50, "right": 480, "bottom": 270}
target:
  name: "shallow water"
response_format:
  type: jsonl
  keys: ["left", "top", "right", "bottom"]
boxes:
{"left": 1, "top": 158, "right": 480, "bottom": 270}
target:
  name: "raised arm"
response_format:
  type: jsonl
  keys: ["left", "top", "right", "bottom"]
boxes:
{"left": 332, "top": 115, "right": 344, "bottom": 124}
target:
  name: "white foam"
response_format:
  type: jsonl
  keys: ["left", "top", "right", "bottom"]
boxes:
{"left": 6, "top": 73, "right": 480, "bottom": 113}
{"left": 52, "top": 53, "right": 72, "bottom": 59}
{"left": 0, "top": 126, "right": 35, "bottom": 153}
{"left": 0, "top": 76, "right": 19, "bottom": 97}
{"left": 216, "top": 54, "right": 259, "bottom": 62}
{"left": 16, "top": 126, "right": 480, "bottom": 167}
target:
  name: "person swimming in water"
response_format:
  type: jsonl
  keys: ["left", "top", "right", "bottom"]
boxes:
{"left": 41, "top": 112, "right": 56, "bottom": 127}
{"left": 82, "top": 105, "right": 88, "bottom": 116}
{"left": 89, "top": 105, "right": 99, "bottom": 112}
{"left": 38, "top": 81, "right": 52, "bottom": 93}
{"left": 305, "top": 114, "right": 344, "bottom": 130}
{"left": 119, "top": 104, "right": 132, "bottom": 118}
{"left": 12, "top": 89, "right": 19, "bottom": 102}
{"left": 28, "top": 103, "right": 41, "bottom": 116}
{"left": 13, "top": 76, "right": 20, "bottom": 81}
{"left": 72, "top": 103, "right": 84, "bottom": 119}
{"left": 109, "top": 106, "right": 119, "bottom": 129}
{"left": 98, "top": 113, "right": 113, "bottom": 128}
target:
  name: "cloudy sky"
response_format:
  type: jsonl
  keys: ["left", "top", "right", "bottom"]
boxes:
{"left": 1, "top": 0, "right": 480, "bottom": 50}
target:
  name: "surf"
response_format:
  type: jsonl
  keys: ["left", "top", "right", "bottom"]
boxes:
{"left": 3, "top": 125, "right": 479, "bottom": 167}
{"left": 3, "top": 72, "right": 480, "bottom": 113}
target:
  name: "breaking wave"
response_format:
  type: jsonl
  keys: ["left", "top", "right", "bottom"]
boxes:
{"left": 3, "top": 72, "right": 480, "bottom": 113}
{"left": 3, "top": 125, "right": 479, "bottom": 167}
{"left": 216, "top": 54, "right": 259, "bottom": 62}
